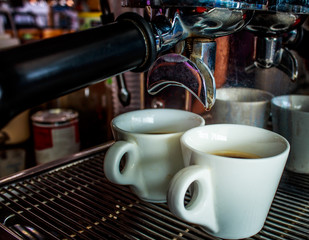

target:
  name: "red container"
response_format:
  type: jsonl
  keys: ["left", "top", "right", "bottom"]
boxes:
{"left": 31, "top": 108, "right": 80, "bottom": 164}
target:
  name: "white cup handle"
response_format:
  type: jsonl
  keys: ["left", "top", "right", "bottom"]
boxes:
{"left": 168, "top": 165, "right": 218, "bottom": 233}
{"left": 104, "top": 141, "right": 139, "bottom": 185}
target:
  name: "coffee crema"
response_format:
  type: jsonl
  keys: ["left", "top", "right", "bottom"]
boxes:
{"left": 209, "top": 150, "right": 261, "bottom": 159}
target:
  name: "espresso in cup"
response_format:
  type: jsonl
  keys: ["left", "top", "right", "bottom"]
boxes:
{"left": 104, "top": 109, "right": 205, "bottom": 203}
{"left": 168, "top": 124, "right": 290, "bottom": 239}
{"left": 210, "top": 150, "right": 261, "bottom": 159}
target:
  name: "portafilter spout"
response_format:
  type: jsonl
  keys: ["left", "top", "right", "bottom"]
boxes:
{"left": 147, "top": 39, "right": 216, "bottom": 110}
{"left": 245, "top": 11, "right": 307, "bottom": 81}
{"left": 146, "top": 7, "right": 252, "bottom": 110}
{"left": 245, "top": 36, "right": 298, "bottom": 81}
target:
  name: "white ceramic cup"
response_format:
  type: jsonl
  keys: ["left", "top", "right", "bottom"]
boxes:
{"left": 104, "top": 109, "right": 205, "bottom": 203}
{"left": 271, "top": 95, "right": 309, "bottom": 173}
{"left": 207, "top": 87, "right": 274, "bottom": 128}
{"left": 168, "top": 124, "right": 290, "bottom": 239}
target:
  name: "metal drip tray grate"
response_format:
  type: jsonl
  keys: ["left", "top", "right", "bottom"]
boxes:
{"left": 0, "top": 143, "right": 308, "bottom": 240}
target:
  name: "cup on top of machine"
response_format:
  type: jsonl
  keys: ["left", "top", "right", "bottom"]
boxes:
{"left": 103, "top": 108, "right": 205, "bottom": 203}
{"left": 271, "top": 95, "right": 309, "bottom": 174}
{"left": 167, "top": 124, "right": 290, "bottom": 239}
{"left": 207, "top": 87, "right": 274, "bottom": 128}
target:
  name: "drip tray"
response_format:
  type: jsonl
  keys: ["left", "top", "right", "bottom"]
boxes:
{"left": 0, "top": 142, "right": 308, "bottom": 240}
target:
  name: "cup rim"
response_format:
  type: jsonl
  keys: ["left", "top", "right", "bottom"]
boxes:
{"left": 111, "top": 108, "right": 205, "bottom": 136}
{"left": 181, "top": 124, "right": 290, "bottom": 161}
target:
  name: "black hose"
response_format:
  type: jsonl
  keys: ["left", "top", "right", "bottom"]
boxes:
{"left": 0, "top": 12, "right": 156, "bottom": 128}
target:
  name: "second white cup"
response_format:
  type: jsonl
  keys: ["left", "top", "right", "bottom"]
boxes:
{"left": 168, "top": 124, "right": 290, "bottom": 239}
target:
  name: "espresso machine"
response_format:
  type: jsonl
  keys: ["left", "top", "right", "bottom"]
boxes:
{"left": 0, "top": 1, "right": 308, "bottom": 239}
{"left": 0, "top": 0, "right": 309, "bottom": 128}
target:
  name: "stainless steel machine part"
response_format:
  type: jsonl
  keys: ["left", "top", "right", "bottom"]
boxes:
{"left": 245, "top": 11, "right": 307, "bottom": 81}
{"left": 146, "top": 7, "right": 251, "bottom": 109}
{"left": 245, "top": 37, "right": 299, "bottom": 81}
